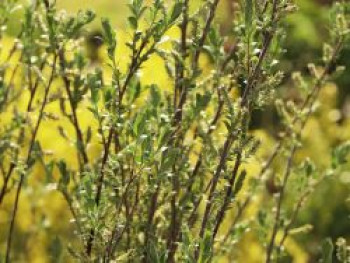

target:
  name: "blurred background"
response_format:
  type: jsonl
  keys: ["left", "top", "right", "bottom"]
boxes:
{"left": 1, "top": 0, "right": 350, "bottom": 262}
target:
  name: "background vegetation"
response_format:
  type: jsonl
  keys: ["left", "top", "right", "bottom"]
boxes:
{"left": 0, "top": 0, "right": 349, "bottom": 262}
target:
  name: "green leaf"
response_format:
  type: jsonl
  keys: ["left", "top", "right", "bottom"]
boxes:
{"left": 49, "top": 236, "right": 63, "bottom": 263}
{"left": 198, "top": 230, "right": 213, "bottom": 263}
{"left": 233, "top": 170, "right": 246, "bottom": 196}
{"left": 195, "top": 92, "right": 211, "bottom": 113}
{"left": 129, "top": 79, "right": 141, "bottom": 103}
{"left": 321, "top": 238, "right": 334, "bottom": 263}
{"left": 208, "top": 27, "right": 222, "bottom": 48}
{"left": 160, "top": 148, "right": 178, "bottom": 172}
{"left": 302, "top": 158, "right": 316, "bottom": 177}
{"left": 44, "top": 161, "right": 55, "bottom": 180}
{"left": 133, "top": 111, "right": 147, "bottom": 137}
{"left": 27, "top": 141, "right": 43, "bottom": 169}
{"left": 128, "top": 16, "right": 138, "bottom": 29}
{"left": 57, "top": 160, "right": 70, "bottom": 186}
{"left": 149, "top": 84, "right": 161, "bottom": 108}
{"left": 331, "top": 141, "right": 350, "bottom": 169}
{"left": 170, "top": 2, "right": 182, "bottom": 23}
{"left": 101, "top": 18, "right": 117, "bottom": 59}
{"left": 245, "top": 0, "right": 253, "bottom": 33}
{"left": 335, "top": 238, "right": 348, "bottom": 262}
{"left": 222, "top": 87, "right": 235, "bottom": 118}
{"left": 103, "top": 86, "right": 114, "bottom": 109}
{"left": 86, "top": 126, "right": 92, "bottom": 144}
{"left": 157, "top": 125, "right": 171, "bottom": 150}
{"left": 88, "top": 72, "right": 101, "bottom": 105}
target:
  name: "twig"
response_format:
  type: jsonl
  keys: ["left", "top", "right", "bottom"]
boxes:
{"left": 5, "top": 54, "right": 57, "bottom": 262}
{"left": 58, "top": 49, "right": 90, "bottom": 171}
{"left": 265, "top": 145, "right": 296, "bottom": 263}
{"left": 212, "top": 152, "right": 242, "bottom": 239}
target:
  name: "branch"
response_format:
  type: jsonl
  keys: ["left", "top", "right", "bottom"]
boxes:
{"left": 5, "top": 55, "right": 57, "bottom": 262}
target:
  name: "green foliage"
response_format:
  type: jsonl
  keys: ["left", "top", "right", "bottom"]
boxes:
{"left": 321, "top": 238, "right": 334, "bottom": 263}
{"left": 335, "top": 238, "right": 350, "bottom": 263}
{"left": 0, "top": 0, "right": 349, "bottom": 262}
{"left": 332, "top": 141, "right": 350, "bottom": 169}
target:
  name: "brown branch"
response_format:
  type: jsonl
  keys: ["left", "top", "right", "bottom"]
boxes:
{"left": 265, "top": 145, "right": 296, "bottom": 263}
{"left": 194, "top": 133, "right": 234, "bottom": 260}
{"left": 58, "top": 49, "right": 89, "bottom": 170}
{"left": 143, "top": 185, "right": 160, "bottom": 262}
{"left": 212, "top": 152, "right": 242, "bottom": 239}
{"left": 85, "top": 127, "right": 114, "bottom": 256}
{"left": 241, "top": 0, "right": 279, "bottom": 107}
{"left": 166, "top": 1, "right": 190, "bottom": 260}
{"left": 5, "top": 55, "right": 57, "bottom": 262}
{"left": 193, "top": 0, "right": 220, "bottom": 67}
{"left": 0, "top": 58, "right": 48, "bottom": 205}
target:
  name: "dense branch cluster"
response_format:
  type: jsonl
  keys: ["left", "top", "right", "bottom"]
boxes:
{"left": 0, "top": 0, "right": 349, "bottom": 262}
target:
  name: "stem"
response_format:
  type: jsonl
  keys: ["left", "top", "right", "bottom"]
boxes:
{"left": 212, "top": 152, "right": 242, "bottom": 239}
{"left": 5, "top": 55, "right": 57, "bottom": 262}
{"left": 194, "top": 133, "right": 234, "bottom": 260}
{"left": 241, "top": 0, "right": 279, "bottom": 107}
{"left": 0, "top": 58, "right": 48, "bottom": 204}
{"left": 58, "top": 49, "right": 89, "bottom": 170}
{"left": 85, "top": 127, "right": 114, "bottom": 256}
{"left": 221, "top": 197, "right": 250, "bottom": 245}
{"left": 166, "top": 1, "right": 189, "bottom": 260}
{"left": 265, "top": 145, "right": 296, "bottom": 263}
{"left": 143, "top": 185, "right": 160, "bottom": 262}
{"left": 193, "top": 0, "right": 220, "bottom": 68}
{"left": 264, "top": 39, "right": 343, "bottom": 262}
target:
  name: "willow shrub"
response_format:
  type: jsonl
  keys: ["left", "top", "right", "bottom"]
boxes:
{"left": 0, "top": 0, "right": 350, "bottom": 262}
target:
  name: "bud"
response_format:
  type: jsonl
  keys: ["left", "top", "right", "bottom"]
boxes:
{"left": 307, "top": 63, "right": 319, "bottom": 78}
{"left": 336, "top": 14, "right": 348, "bottom": 36}
{"left": 322, "top": 43, "right": 333, "bottom": 63}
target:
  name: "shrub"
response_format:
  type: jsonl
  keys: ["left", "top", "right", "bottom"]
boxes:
{"left": 0, "top": 0, "right": 349, "bottom": 262}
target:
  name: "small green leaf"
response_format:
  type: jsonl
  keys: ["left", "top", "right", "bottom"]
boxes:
{"left": 321, "top": 238, "right": 334, "bottom": 263}
{"left": 149, "top": 84, "right": 161, "bottom": 108}
{"left": 133, "top": 111, "right": 147, "bottom": 137}
{"left": 302, "top": 158, "right": 316, "bottom": 177}
{"left": 199, "top": 230, "right": 213, "bottom": 263}
{"left": 103, "top": 86, "right": 114, "bottom": 109}
{"left": 233, "top": 170, "right": 246, "bottom": 196}
{"left": 222, "top": 87, "right": 235, "bottom": 117}
{"left": 44, "top": 161, "right": 55, "bottom": 180}
{"left": 129, "top": 79, "right": 141, "bottom": 102}
{"left": 335, "top": 238, "right": 348, "bottom": 262}
{"left": 331, "top": 141, "right": 350, "bottom": 169}
{"left": 128, "top": 16, "right": 138, "bottom": 29}
{"left": 49, "top": 236, "right": 63, "bottom": 263}
{"left": 86, "top": 126, "right": 92, "bottom": 144}
{"left": 245, "top": 0, "right": 253, "bottom": 33}
{"left": 160, "top": 148, "right": 178, "bottom": 172}
{"left": 170, "top": 2, "right": 182, "bottom": 23}
{"left": 101, "top": 18, "right": 117, "bottom": 59}
{"left": 57, "top": 160, "right": 70, "bottom": 186}
{"left": 208, "top": 27, "right": 221, "bottom": 48}
{"left": 195, "top": 92, "right": 211, "bottom": 112}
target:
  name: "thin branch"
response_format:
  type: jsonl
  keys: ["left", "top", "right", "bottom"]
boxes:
{"left": 0, "top": 58, "right": 48, "bottom": 205}
{"left": 58, "top": 49, "right": 90, "bottom": 170}
{"left": 5, "top": 55, "right": 57, "bottom": 262}
{"left": 193, "top": 0, "right": 220, "bottom": 67}
{"left": 212, "top": 152, "right": 242, "bottom": 239}
{"left": 265, "top": 145, "right": 296, "bottom": 263}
